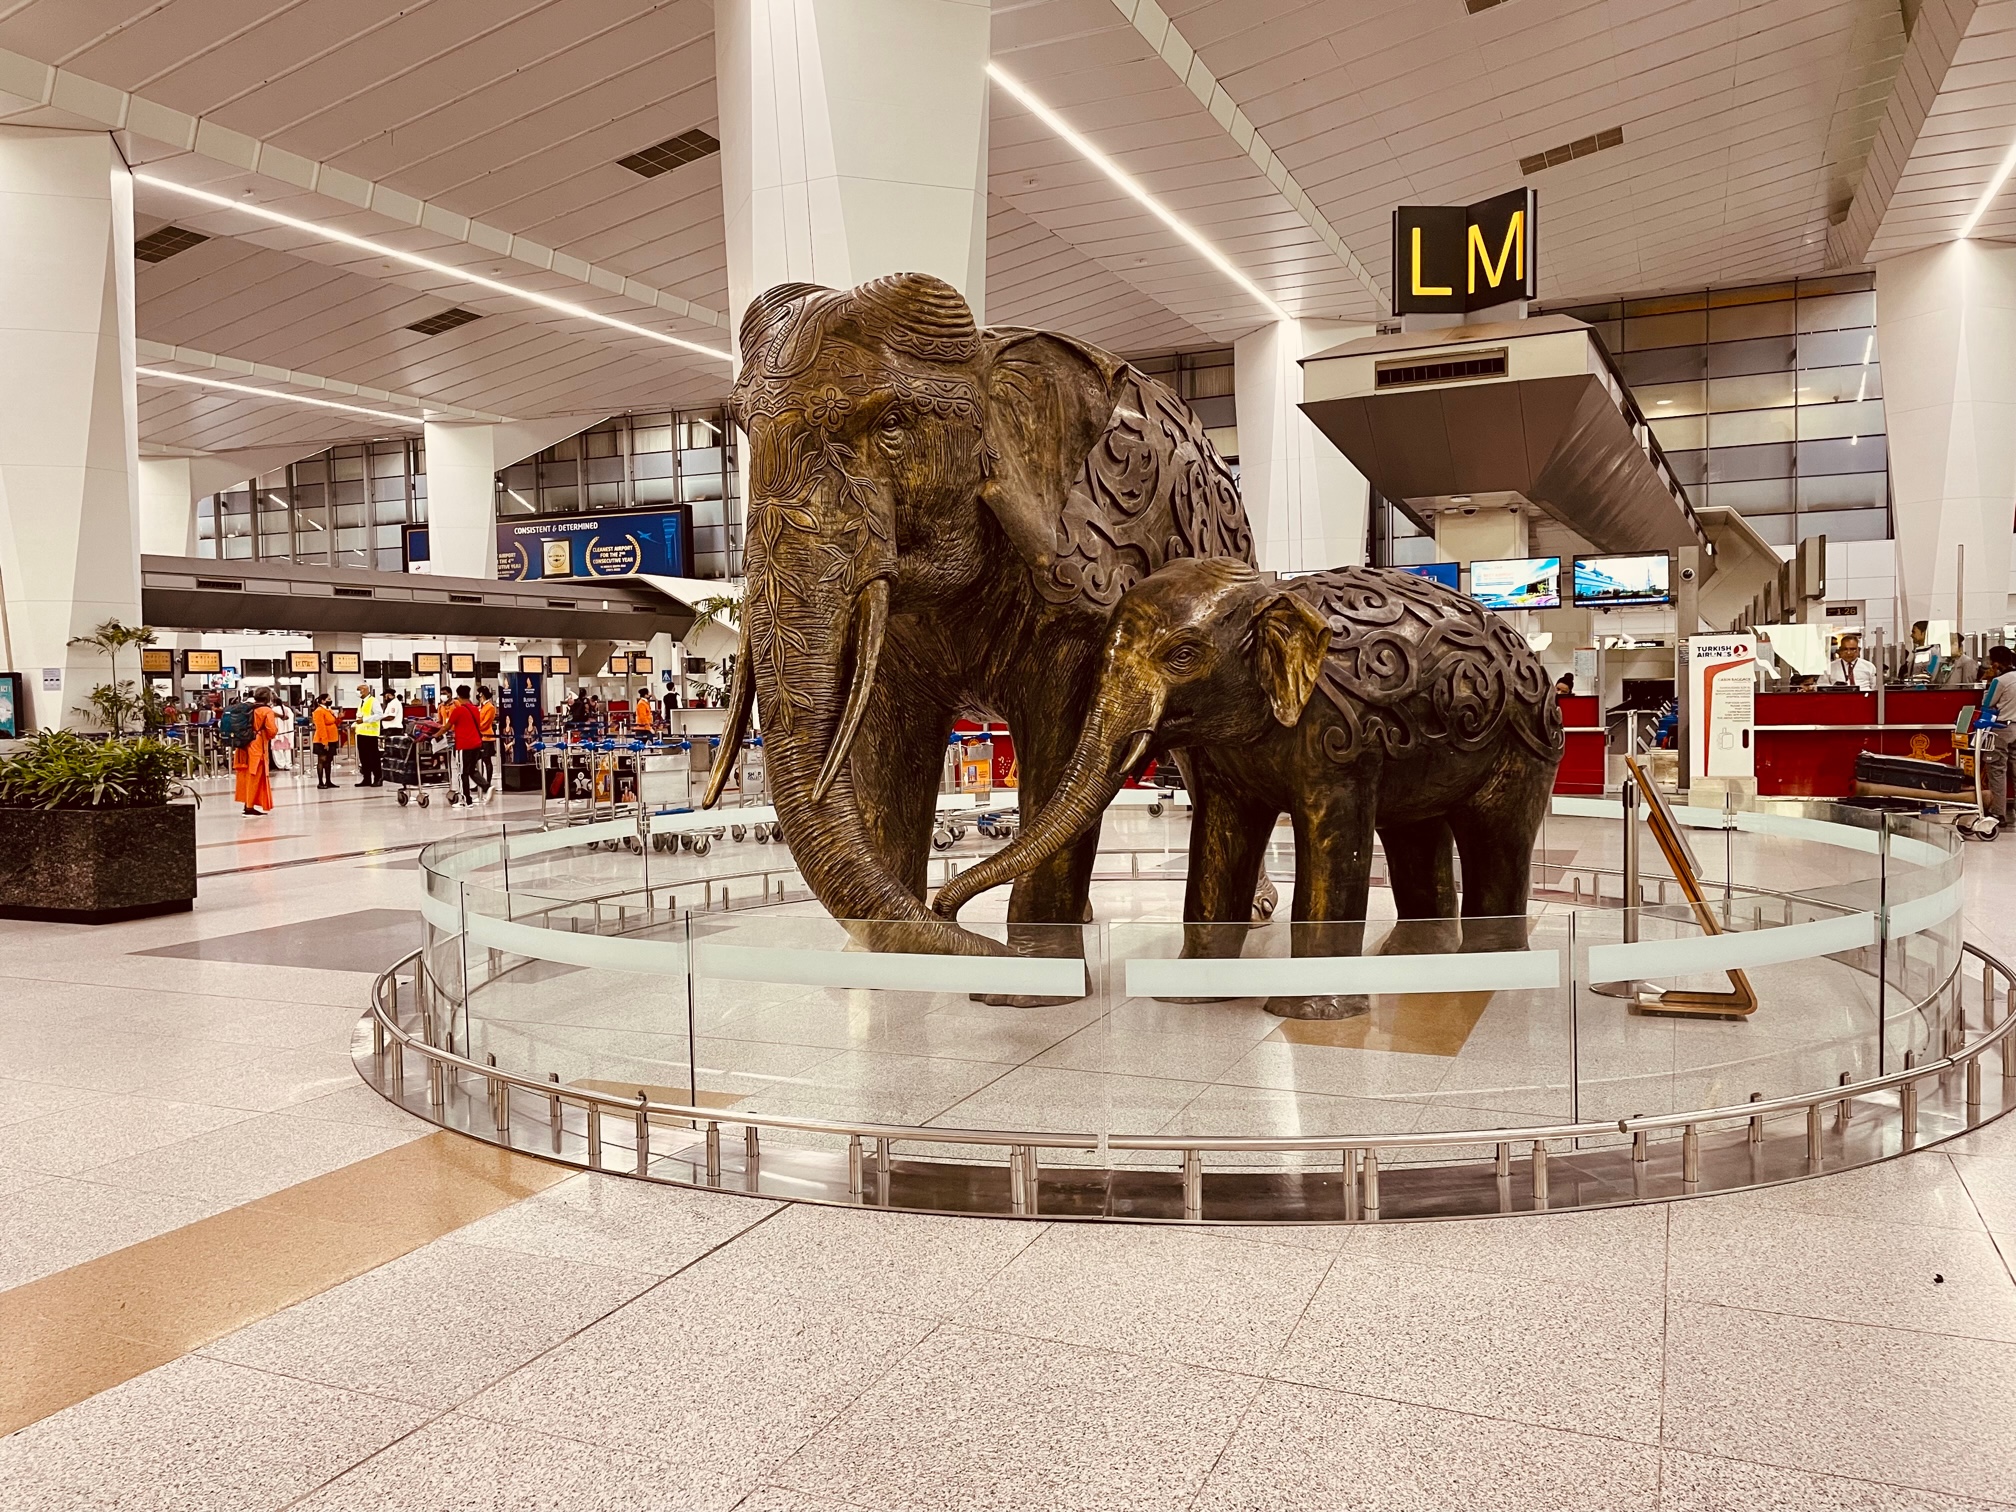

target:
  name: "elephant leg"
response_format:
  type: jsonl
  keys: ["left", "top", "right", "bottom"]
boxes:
{"left": 1165, "top": 781, "right": 1275, "bottom": 1002}
{"left": 1270, "top": 764, "right": 1382, "bottom": 1020}
{"left": 1449, "top": 752, "right": 1553, "bottom": 954}
{"left": 847, "top": 672, "right": 953, "bottom": 904}
{"left": 1375, "top": 815, "right": 1461, "bottom": 956}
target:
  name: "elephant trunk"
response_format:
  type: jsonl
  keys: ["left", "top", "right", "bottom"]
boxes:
{"left": 747, "top": 557, "right": 1001, "bottom": 957}
{"left": 932, "top": 690, "right": 1159, "bottom": 918}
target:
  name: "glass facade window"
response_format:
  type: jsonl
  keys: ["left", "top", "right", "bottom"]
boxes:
{"left": 1543, "top": 271, "right": 1888, "bottom": 547}
{"left": 195, "top": 438, "right": 423, "bottom": 572}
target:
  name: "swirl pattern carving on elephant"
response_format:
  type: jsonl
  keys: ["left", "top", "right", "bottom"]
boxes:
{"left": 705, "top": 272, "right": 1253, "bottom": 992}
{"left": 932, "top": 559, "right": 1565, "bottom": 1019}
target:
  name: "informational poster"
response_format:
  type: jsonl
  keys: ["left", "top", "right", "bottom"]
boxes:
{"left": 1688, "top": 634, "right": 1757, "bottom": 780}
{"left": 496, "top": 507, "right": 693, "bottom": 582}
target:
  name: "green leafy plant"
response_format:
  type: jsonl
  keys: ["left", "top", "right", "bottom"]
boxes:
{"left": 0, "top": 729, "right": 197, "bottom": 810}
{"left": 67, "top": 619, "right": 157, "bottom": 734}
{"left": 684, "top": 593, "right": 742, "bottom": 640}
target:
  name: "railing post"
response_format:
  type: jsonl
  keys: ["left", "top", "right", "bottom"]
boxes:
{"left": 1342, "top": 1149, "right": 1360, "bottom": 1220}
{"left": 1681, "top": 1124, "right": 1700, "bottom": 1185}
{"left": 1182, "top": 1148, "right": 1202, "bottom": 1221}
{"left": 1008, "top": 1145, "right": 1027, "bottom": 1214}
{"left": 1362, "top": 1148, "right": 1381, "bottom": 1218}
{"left": 1901, "top": 1049, "right": 1919, "bottom": 1145}
{"left": 1837, "top": 1070, "right": 1852, "bottom": 1126}
{"left": 1805, "top": 1102, "right": 1823, "bottom": 1169}
{"left": 1747, "top": 1091, "right": 1763, "bottom": 1145}
{"left": 1967, "top": 1054, "right": 1983, "bottom": 1120}
{"left": 848, "top": 1135, "right": 865, "bottom": 1201}
{"left": 705, "top": 1121, "right": 721, "bottom": 1185}
{"left": 586, "top": 1102, "right": 603, "bottom": 1169}
{"left": 634, "top": 1092, "right": 651, "bottom": 1175}
{"left": 1531, "top": 1140, "right": 1550, "bottom": 1209}
{"left": 1630, "top": 1130, "right": 1647, "bottom": 1164}
{"left": 547, "top": 1072, "right": 562, "bottom": 1152}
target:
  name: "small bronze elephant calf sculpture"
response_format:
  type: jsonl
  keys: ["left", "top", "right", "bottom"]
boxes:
{"left": 932, "top": 557, "right": 1563, "bottom": 1018}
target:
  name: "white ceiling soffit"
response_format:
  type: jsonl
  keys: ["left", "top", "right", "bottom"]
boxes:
{"left": 1159, "top": 0, "right": 1923, "bottom": 302}
{"left": 991, "top": 0, "right": 1386, "bottom": 335}
{"left": 1856, "top": 1, "right": 2016, "bottom": 257}
{"left": 0, "top": 40, "right": 728, "bottom": 337}
{"left": 1106, "top": 0, "right": 1385, "bottom": 311}
{"left": 985, "top": 195, "right": 1216, "bottom": 351}
{"left": 137, "top": 340, "right": 510, "bottom": 423}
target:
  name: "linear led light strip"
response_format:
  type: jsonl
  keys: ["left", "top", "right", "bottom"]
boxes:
{"left": 137, "top": 366, "right": 424, "bottom": 426}
{"left": 986, "top": 63, "right": 1290, "bottom": 323}
{"left": 1958, "top": 134, "right": 2016, "bottom": 239}
{"left": 133, "top": 173, "right": 735, "bottom": 364}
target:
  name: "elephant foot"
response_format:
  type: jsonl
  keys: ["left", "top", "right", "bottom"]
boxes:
{"left": 970, "top": 991, "right": 1084, "bottom": 1009}
{"left": 1375, "top": 918, "right": 1462, "bottom": 956}
{"left": 1264, "top": 992, "right": 1370, "bottom": 1021}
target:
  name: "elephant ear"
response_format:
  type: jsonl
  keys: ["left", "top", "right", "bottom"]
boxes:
{"left": 1252, "top": 591, "right": 1332, "bottom": 727}
{"left": 979, "top": 330, "right": 1126, "bottom": 604}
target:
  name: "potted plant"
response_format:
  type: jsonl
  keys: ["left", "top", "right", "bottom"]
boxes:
{"left": 69, "top": 617, "right": 157, "bottom": 735}
{"left": 0, "top": 729, "right": 199, "bottom": 922}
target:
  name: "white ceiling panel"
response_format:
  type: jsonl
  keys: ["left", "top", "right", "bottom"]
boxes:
{"left": 1868, "top": 0, "right": 2016, "bottom": 252}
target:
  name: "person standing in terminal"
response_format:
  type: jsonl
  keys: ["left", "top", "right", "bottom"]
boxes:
{"left": 444, "top": 684, "right": 483, "bottom": 805}
{"left": 633, "top": 687, "right": 654, "bottom": 737}
{"left": 1980, "top": 646, "right": 2016, "bottom": 824}
{"left": 233, "top": 687, "right": 279, "bottom": 816}
{"left": 475, "top": 686, "right": 498, "bottom": 798}
{"left": 1826, "top": 633, "right": 1880, "bottom": 691}
{"left": 353, "top": 683, "right": 382, "bottom": 787}
{"left": 311, "top": 695, "right": 340, "bottom": 789}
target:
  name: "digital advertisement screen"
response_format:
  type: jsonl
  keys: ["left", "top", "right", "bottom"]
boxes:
{"left": 0, "top": 672, "right": 20, "bottom": 738}
{"left": 328, "top": 652, "right": 362, "bottom": 675}
{"left": 413, "top": 653, "right": 443, "bottom": 674}
{"left": 496, "top": 507, "right": 694, "bottom": 582}
{"left": 288, "top": 652, "right": 321, "bottom": 675}
{"left": 141, "top": 649, "right": 174, "bottom": 675}
{"left": 450, "top": 654, "right": 476, "bottom": 676}
{"left": 1394, "top": 562, "right": 1460, "bottom": 590}
{"left": 1468, "top": 556, "right": 1561, "bottom": 611}
{"left": 182, "top": 649, "right": 223, "bottom": 675}
{"left": 1573, "top": 553, "right": 1672, "bottom": 608}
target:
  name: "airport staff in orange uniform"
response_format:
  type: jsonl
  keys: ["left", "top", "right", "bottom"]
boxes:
{"left": 633, "top": 688, "right": 655, "bottom": 736}
{"left": 474, "top": 686, "right": 498, "bottom": 798}
{"left": 310, "top": 695, "right": 340, "bottom": 789}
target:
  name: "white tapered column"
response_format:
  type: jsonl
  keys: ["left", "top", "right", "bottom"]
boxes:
{"left": 421, "top": 421, "right": 499, "bottom": 579}
{"left": 0, "top": 128, "right": 141, "bottom": 732}
{"left": 717, "top": 0, "right": 990, "bottom": 329}
{"left": 139, "top": 458, "right": 197, "bottom": 557}
{"left": 1238, "top": 319, "right": 1374, "bottom": 572}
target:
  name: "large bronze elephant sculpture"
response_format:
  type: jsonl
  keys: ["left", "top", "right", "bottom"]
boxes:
{"left": 930, "top": 559, "right": 1565, "bottom": 1016}
{"left": 703, "top": 273, "right": 1252, "bottom": 965}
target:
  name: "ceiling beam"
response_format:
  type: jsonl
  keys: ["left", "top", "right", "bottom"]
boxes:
{"left": 1107, "top": 0, "right": 1387, "bottom": 312}
{"left": 0, "top": 44, "right": 729, "bottom": 336}
{"left": 136, "top": 340, "right": 511, "bottom": 424}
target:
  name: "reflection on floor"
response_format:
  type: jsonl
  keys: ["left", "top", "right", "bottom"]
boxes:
{"left": 1269, "top": 990, "right": 1495, "bottom": 1056}
{"left": 0, "top": 779, "right": 2012, "bottom": 1508}
{"left": 139, "top": 907, "right": 423, "bottom": 973}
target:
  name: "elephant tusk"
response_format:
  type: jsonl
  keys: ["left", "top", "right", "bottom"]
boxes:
{"left": 811, "top": 577, "right": 890, "bottom": 807}
{"left": 1110, "top": 729, "right": 1153, "bottom": 780}
{"left": 701, "top": 611, "right": 756, "bottom": 810}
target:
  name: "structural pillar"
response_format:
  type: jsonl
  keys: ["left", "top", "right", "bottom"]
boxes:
{"left": 716, "top": 0, "right": 991, "bottom": 330}
{"left": 139, "top": 457, "right": 198, "bottom": 557}
{"left": 421, "top": 421, "right": 499, "bottom": 580}
{"left": 1875, "top": 240, "right": 2016, "bottom": 632}
{"left": 1237, "top": 319, "right": 1375, "bottom": 572}
{"left": 0, "top": 128, "right": 141, "bottom": 732}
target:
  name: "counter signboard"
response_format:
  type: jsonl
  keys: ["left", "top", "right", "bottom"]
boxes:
{"left": 1688, "top": 634, "right": 1757, "bottom": 780}
{"left": 495, "top": 507, "right": 692, "bottom": 582}
{"left": 288, "top": 652, "right": 321, "bottom": 675}
{"left": 182, "top": 649, "right": 223, "bottom": 675}
{"left": 1391, "top": 186, "right": 1537, "bottom": 316}
{"left": 141, "top": 649, "right": 174, "bottom": 675}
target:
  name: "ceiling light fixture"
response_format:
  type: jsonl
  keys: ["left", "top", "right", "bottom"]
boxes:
{"left": 1957, "top": 134, "right": 2016, "bottom": 239}
{"left": 132, "top": 174, "right": 735, "bottom": 364}
{"left": 136, "top": 366, "right": 423, "bottom": 426}
{"left": 985, "top": 62, "right": 1290, "bottom": 323}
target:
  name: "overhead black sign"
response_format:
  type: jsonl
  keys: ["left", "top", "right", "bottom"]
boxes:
{"left": 1391, "top": 188, "right": 1536, "bottom": 316}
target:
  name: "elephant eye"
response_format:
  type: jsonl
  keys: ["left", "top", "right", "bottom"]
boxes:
{"left": 1165, "top": 643, "right": 1204, "bottom": 674}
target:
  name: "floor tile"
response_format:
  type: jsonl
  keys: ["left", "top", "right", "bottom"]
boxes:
{"left": 1667, "top": 1202, "right": 2016, "bottom": 1340}
{"left": 1194, "top": 1379, "right": 1662, "bottom": 1512}
{"left": 0, "top": 1093, "right": 251, "bottom": 1178}
{"left": 451, "top": 1171, "right": 778, "bottom": 1275}
{"left": 1949, "top": 1152, "right": 2016, "bottom": 1233}
{"left": 0, "top": 1354, "right": 428, "bottom": 1512}
{"left": 80, "top": 1111, "right": 424, "bottom": 1205}
{"left": 679, "top": 1200, "right": 1040, "bottom": 1318}
{"left": 959, "top": 1223, "right": 1332, "bottom": 1373}
{"left": 1271, "top": 1254, "right": 1666, "bottom": 1443}
{"left": 1663, "top": 1301, "right": 2016, "bottom": 1502}
{"left": 775, "top": 1325, "right": 1262, "bottom": 1512}
{"left": 0, "top": 1178, "right": 227, "bottom": 1290}
{"left": 202, "top": 1237, "right": 657, "bottom": 1408}
{"left": 1658, "top": 1449, "right": 2013, "bottom": 1511}
{"left": 462, "top": 1269, "right": 935, "bottom": 1510}
{"left": 144, "top": 1047, "right": 365, "bottom": 1113}
{"left": 0, "top": 1076, "right": 92, "bottom": 1128}
{"left": 1331, "top": 1203, "right": 1669, "bottom": 1295}
{"left": 1686, "top": 1151, "right": 1988, "bottom": 1230}
{"left": 277, "top": 1081, "right": 437, "bottom": 1132}
{"left": 137, "top": 907, "right": 423, "bottom": 973}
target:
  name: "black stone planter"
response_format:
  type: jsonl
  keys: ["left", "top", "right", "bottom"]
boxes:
{"left": 0, "top": 804, "right": 197, "bottom": 923}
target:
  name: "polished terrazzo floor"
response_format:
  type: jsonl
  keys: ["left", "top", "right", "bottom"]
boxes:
{"left": 1, "top": 761, "right": 2014, "bottom": 1509}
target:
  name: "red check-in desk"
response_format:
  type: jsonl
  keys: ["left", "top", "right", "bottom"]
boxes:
{"left": 1755, "top": 689, "right": 1976, "bottom": 798}
{"left": 1555, "top": 695, "right": 1606, "bottom": 795}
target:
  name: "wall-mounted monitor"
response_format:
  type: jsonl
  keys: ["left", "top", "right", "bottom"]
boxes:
{"left": 548, "top": 655, "right": 573, "bottom": 676}
{"left": 1393, "top": 562, "right": 1460, "bottom": 590}
{"left": 328, "top": 651, "right": 362, "bottom": 675}
{"left": 413, "top": 652, "right": 443, "bottom": 675}
{"left": 1573, "top": 552, "right": 1672, "bottom": 608}
{"left": 140, "top": 648, "right": 175, "bottom": 675}
{"left": 630, "top": 655, "right": 654, "bottom": 676}
{"left": 288, "top": 651, "right": 322, "bottom": 675}
{"left": 449, "top": 653, "right": 476, "bottom": 676}
{"left": 606, "top": 653, "right": 631, "bottom": 676}
{"left": 518, "top": 655, "right": 546, "bottom": 675}
{"left": 1468, "top": 556, "right": 1561, "bottom": 611}
{"left": 182, "top": 649, "right": 223, "bottom": 675}
{"left": 0, "top": 671, "right": 21, "bottom": 738}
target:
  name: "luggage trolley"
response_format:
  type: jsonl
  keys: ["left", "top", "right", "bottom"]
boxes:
{"left": 388, "top": 720, "right": 449, "bottom": 807}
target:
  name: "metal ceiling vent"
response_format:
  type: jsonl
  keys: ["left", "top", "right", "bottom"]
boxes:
{"left": 1520, "top": 126, "right": 1624, "bottom": 176}
{"left": 134, "top": 225, "right": 209, "bottom": 263}
{"left": 1464, "top": 0, "right": 1511, "bottom": 12}
{"left": 405, "top": 307, "right": 482, "bottom": 336}
{"left": 617, "top": 127, "right": 721, "bottom": 179}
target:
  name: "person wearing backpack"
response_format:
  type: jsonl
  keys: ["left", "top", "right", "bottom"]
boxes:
{"left": 353, "top": 683, "right": 382, "bottom": 787}
{"left": 232, "top": 687, "right": 279, "bottom": 816}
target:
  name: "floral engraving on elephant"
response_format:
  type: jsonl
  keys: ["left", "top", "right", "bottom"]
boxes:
{"left": 1290, "top": 570, "right": 1563, "bottom": 764}
{"left": 705, "top": 271, "right": 1258, "bottom": 966}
